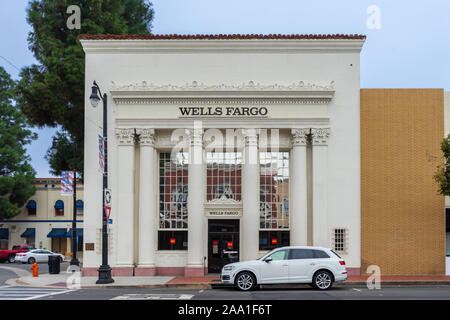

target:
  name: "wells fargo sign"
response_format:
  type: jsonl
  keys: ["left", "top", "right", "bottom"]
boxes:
{"left": 179, "top": 106, "right": 268, "bottom": 117}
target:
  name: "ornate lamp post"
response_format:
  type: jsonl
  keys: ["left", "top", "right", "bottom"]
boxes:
{"left": 90, "top": 81, "right": 114, "bottom": 284}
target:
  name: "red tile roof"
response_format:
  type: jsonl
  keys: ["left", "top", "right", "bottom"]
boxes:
{"left": 78, "top": 34, "right": 366, "bottom": 40}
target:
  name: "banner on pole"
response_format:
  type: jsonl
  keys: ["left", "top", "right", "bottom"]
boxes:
{"left": 105, "top": 206, "right": 111, "bottom": 222}
{"left": 99, "top": 135, "right": 105, "bottom": 171}
{"left": 61, "top": 171, "right": 73, "bottom": 196}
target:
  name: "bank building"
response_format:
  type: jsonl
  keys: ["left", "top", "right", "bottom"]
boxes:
{"left": 79, "top": 34, "right": 449, "bottom": 277}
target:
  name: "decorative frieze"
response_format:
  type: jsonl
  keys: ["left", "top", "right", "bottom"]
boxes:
{"left": 291, "top": 128, "right": 310, "bottom": 146}
{"left": 136, "top": 128, "right": 155, "bottom": 146}
{"left": 311, "top": 128, "right": 330, "bottom": 146}
{"left": 115, "top": 128, "right": 135, "bottom": 145}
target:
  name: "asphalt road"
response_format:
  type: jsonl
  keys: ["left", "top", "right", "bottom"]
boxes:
{"left": 31, "top": 285, "right": 450, "bottom": 300}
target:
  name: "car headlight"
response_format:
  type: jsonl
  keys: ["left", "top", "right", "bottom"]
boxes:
{"left": 223, "top": 265, "right": 234, "bottom": 271}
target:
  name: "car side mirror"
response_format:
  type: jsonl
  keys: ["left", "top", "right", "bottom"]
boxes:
{"left": 264, "top": 257, "right": 272, "bottom": 263}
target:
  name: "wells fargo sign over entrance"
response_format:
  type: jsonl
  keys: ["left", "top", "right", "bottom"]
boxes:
{"left": 179, "top": 106, "right": 268, "bottom": 117}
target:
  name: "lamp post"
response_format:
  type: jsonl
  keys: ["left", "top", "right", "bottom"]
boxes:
{"left": 90, "top": 80, "right": 114, "bottom": 284}
{"left": 70, "top": 140, "right": 80, "bottom": 267}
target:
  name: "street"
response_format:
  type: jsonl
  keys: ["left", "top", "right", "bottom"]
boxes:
{"left": 0, "top": 285, "right": 449, "bottom": 300}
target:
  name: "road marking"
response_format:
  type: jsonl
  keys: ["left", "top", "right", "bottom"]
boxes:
{"left": 111, "top": 293, "right": 194, "bottom": 300}
{"left": 0, "top": 286, "right": 75, "bottom": 300}
{"left": 353, "top": 288, "right": 362, "bottom": 292}
{"left": 199, "top": 290, "right": 204, "bottom": 293}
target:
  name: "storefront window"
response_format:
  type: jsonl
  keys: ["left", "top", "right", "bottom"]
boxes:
{"left": 206, "top": 152, "right": 242, "bottom": 201}
{"left": 158, "top": 231, "right": 188, "bottom": 250}
{"left": 259, "top": 152, "right": 289, "bottom": 229}
{"left": 159, "top": 152, "right": 188, "bottom": 229}
{"left": 259, "top": 231, "right": 290, "bottom": 250}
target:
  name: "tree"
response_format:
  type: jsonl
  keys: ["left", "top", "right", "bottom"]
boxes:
{"left": 434, "top": 135, "right": 450, "bottom": 196}
{"left": 0, "top": 67, "right": 37, "bottom": 219}
{"left": 16, "top": 0, "right": 154, "bottom": 175}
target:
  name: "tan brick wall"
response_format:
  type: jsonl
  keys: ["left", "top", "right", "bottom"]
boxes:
{"left": 361, "top": 89, "right": 445, "bottom": 275}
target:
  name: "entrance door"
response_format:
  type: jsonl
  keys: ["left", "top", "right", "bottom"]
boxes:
{"left": 208, "top": 219, "right": 240, "bottom": 273}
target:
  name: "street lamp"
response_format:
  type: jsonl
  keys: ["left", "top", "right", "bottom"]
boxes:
{"left": 70, "top": 140, "right": 80, "bottom": 267}
{"left": 90, "top": 80, "right": 114, "bottom": 284}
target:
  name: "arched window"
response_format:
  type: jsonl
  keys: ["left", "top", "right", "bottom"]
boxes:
{"left": 54, "top": 200, "right": 64, "bottom": 216}
{"left": 26, "top": 200, "right": 37, "bottom": 216}
{"left": 76, "top": 200, "right": 84, "bottom": 215}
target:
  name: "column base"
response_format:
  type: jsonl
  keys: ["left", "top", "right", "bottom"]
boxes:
{"left": 135, "top": 266, "right": 156, "bottom": 276}
{"left": 184, "top": 266, "right": 205, "bottom": 277}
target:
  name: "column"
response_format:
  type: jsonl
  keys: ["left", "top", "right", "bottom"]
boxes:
{"left": 185, "top": 127, "right": 205, "bottom": 276}
{"left": 135, "top": 129, "right": 157, "bottom": 276}
{"left": 311, "top": 128, "right": 330, "bottom": 247}
{"left": 290, "top": 128, "right": 309, "bottom": 246}
{"left": 241, "top": 129, "right": 259, "bottom": 261}
{"left": 115, "top": 128, "right": 135, "bottom": 275}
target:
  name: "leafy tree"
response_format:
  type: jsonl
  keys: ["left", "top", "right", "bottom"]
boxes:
{"left": 16, "top": 0, "right": 154, "bottom": 174}
{"left": 434, "top": 135, "right": 450, "bottom": 196}
{"left": 0, "top": 67, "right": 37, "bottom": 219}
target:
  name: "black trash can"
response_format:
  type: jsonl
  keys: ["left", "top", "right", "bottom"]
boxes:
{"left": 48, "top": 255, "right": 60, "bottom": 274}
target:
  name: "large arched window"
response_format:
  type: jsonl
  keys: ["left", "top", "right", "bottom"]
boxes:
{"left": 54, "top": 200, "right": 64, "bottom": 216}
{"left": 26, "top": 200, "right": 37, "bottom": 216}
{"left": 76, "top": 200, "right": 84, "bottom": 215}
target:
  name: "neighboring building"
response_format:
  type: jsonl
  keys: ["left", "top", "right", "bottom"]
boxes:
{"left": 0, "top": 178, "right": 84, "bottom": 257}
{"left": 78, "top": 34, "right": 448, "bottom": 277}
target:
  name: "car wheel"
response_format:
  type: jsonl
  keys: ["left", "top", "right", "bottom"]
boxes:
{"left": 8, "top": 255, "right": 15, "bottom": 263}
{"left": 28, "top": 257, "right": 36, "bottom": 264}
{"left": 312, "top": 270, "right": 333, "bottom": 290}
{"left": 235, "top": 272, "right": 256, "bottom": 291}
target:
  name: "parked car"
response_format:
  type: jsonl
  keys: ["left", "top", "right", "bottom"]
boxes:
{"left": 15, "top": 249, "right": 65, "bottom": 264}
{"left": 221, "top": 246, "right": 347, "bottom": 291}
{"left": 0, "top": 245, "right": 34, "bottom": 263}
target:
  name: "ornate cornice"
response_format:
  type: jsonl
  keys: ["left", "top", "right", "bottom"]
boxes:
{"left": 111, "top": 80, "right": 335, "bottom": 92}
{"left": 110, "top": 81, "right": 335, "bottom": 104}
{"left": 136, "top": 128, "right": 155, "bottom": 146}
{"left": 311, "top": 128, "right": 330, "bottom": 146}
{"left": 291, "top": 128, "right": 310, "bottom": 146}
{"left": 115, "top": 128, "right": 135, "bottom": 145}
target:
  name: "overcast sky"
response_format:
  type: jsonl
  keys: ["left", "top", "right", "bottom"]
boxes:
{"left": 0, "top": 0, "right": 449, "bottom": 177}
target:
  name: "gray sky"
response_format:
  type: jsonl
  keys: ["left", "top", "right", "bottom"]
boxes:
{"left": 1, "top": 0, "right": 449, "bottom": 177}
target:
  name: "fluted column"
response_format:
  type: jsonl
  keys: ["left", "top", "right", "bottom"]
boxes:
{"left": 135, "top": 129, "right": 157, "bottom": 276}
{"left": 185, "top": 127, "right": 205, "bottom": 276}
{"left": 290, "top": 128, "right": 309, "bottom": 246}
{"left": 115, "top": 128, "right": 135, "bottom": 275}
{"left": 241, "top": 129, "right": 259, "bottom": 261}
{"left": 311, "top": 128, "right": 330, "bottom": 247}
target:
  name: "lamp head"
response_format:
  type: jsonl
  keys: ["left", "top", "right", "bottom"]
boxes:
{"left": 89, "top": 83, "right": 101, "bottom": 107}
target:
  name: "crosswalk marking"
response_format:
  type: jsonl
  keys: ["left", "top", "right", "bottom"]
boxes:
{"left": 111, "top": 293, "right": 194, "bottom": 300}
{"left": 0, "top": 286, "right": 75, "bottom": 300}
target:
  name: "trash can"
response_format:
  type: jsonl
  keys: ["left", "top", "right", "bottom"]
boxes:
{"left": 48, "top": 255, "right": 60, "bottom": 274}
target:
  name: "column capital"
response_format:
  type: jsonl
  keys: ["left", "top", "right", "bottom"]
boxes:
{"left": 242, "top": 128, "right": 258, "bottom": 147}
{"left": 115, "top": 128, "right": 135, "bottom": 146}
{"left": 311, "top": 128, "right": 330, "bottom": 146}
{"left": 136, "top": 128, "right": 155, "bottom": 146}
{"left": 185, "top": 128, "right": 203, "bottom": 147}
{"left": 291, "top": 128, "right": 310, "bottom": 146}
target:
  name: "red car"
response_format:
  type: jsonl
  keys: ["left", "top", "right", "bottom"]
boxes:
{"left": 0, "top": 245, "right": 35, "bottom": 263}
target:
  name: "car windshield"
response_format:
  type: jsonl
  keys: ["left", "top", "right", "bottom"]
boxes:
{"left": 12, "top": 246, "right": 20, "bottom": 250}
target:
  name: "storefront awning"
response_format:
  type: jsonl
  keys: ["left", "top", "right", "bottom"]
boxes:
{"left": 0, "top": 228, "right": 8, "bottom": 240}
{"left": 76, "top": 200, "right": 83, "bottom": 209}
{"left": 54, "top": 200, "right": 64, "bottom": 209}
{"left": 47, "top": 228, "right": 67, "bottom": 238}
{"left": 65, "top": 228, "right": 83, "bottom": 238}
{"left": 21, "top": 228, "right": 35, "bottom": 238}
{"left": 26, "top": 200, "right": 36, "bottom": 209}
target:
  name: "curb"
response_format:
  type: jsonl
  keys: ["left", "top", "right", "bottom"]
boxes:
{"left": 12, "top": 278, "right": 450, "bottom": 289}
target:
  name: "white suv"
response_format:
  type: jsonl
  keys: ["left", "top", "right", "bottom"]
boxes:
{"left": 221, "top": 246, "right": 347, "bottom": 291}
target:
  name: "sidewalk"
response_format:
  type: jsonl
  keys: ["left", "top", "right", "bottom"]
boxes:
{"left": 9, "top": 273, "right": 450, "bottom": 289}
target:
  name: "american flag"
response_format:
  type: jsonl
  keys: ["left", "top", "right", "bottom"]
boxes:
{"left": 61, "top": 171, "right": 73, "bottom": 196}
{"left": 99, "top": 134, "right": 105, "bottom": 171}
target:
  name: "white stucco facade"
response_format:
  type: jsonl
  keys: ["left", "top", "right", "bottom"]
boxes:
{"left": 80, "top": 35, "right": 365, "bottom": 276}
